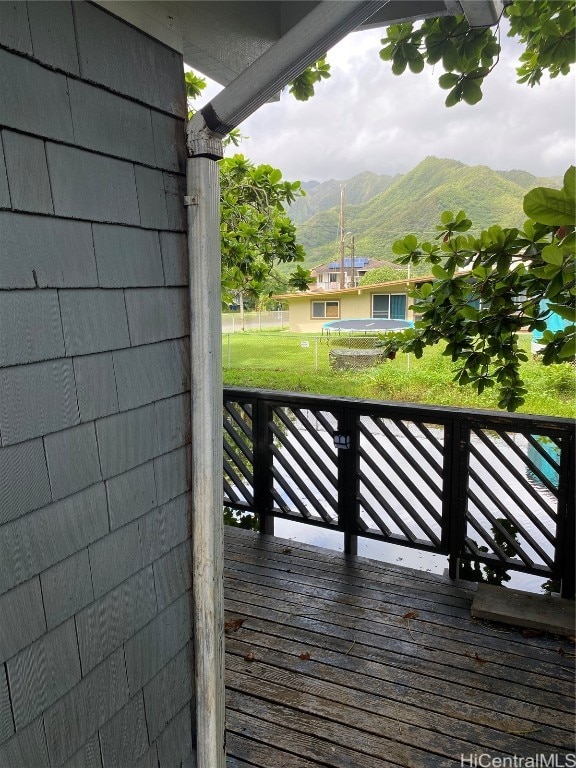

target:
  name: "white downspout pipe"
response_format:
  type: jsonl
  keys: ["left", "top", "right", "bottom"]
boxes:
{"left": 186, "top": 123, "right": 226, "bottom": 768}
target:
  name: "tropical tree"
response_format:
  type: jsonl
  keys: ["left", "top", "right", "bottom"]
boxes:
{"left": 382, "top": 169, "right": 575, "bottom": 411}
{"left": 296, "top": 2, "right": 576, "bottom": 105}
{"left": 185, "top": 72, "right": 312, "bottom": 307}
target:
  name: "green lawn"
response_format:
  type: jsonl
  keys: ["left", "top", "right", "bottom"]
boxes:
{"left": 222, "top": 331, "right": 575, "bottom": 418}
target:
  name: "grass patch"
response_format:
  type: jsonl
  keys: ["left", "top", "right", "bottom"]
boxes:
{"left": 222, "top": 331, "right": 575, "bottom": 418}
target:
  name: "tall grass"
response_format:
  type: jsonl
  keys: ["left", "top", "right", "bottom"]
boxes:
{"left": 222, "top": 331, "right": 575, "bottom": 418}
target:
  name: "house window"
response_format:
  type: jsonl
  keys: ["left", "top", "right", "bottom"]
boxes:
{"left": 329, "top": 273, "right": 339, "bottom": 283}
{"left": 311, "top": 300, "right": 340, "bottom": 319}
{"left": 372, "top": 294, "right": 407, "bottom": 320}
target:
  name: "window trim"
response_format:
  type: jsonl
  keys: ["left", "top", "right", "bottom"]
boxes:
{"left": 371, "top": 293, "right": 407, "bottom": 320}
{"left": 311, "top": 300, "right": 340, "bottom": 319}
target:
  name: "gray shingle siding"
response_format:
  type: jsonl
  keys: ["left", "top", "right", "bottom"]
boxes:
{"left": 59, "top": 289, "right": 130, "bottom": 356}
{"left": 106, "top": 460, "right": 158, "bottom": 530}
{"left": 1, "top": 130, "right": 53, "bottom": 214}
{"left": 73, "top": 352, "right": 119, "bottom": 422}
{"left": 153, "top": 540, "right": 193, "bottom": 611}
{"left": 44, "top": 422, "right": 102, "bottom": 501}
{"left": 73, "top": 2, "right": 186, "bottom": 117}
{"left": 0, "top": 3, "right": 192, "bottom": 761}
{"left": 154, "top": 445, "right": 191, "bottom": 507}
{"left": 0, "top": 579, "right": 46, "bottom": 664}
{"left": 0, "top": 212, "right": 98, "bottom": 289}
{"left": 0, "top": 290, "right": 65, "bottom": 368}
{"left": 68, "top": 78, "right": 156, "bottom": 165}
{"left": 124, "top": 590, "right": 192, "bottom": 693}
{"left": 99, "top": 692, "right": 150, "bottom": 768}
{"left": 60, "top": 735, "right": 103, "bottom": 768}
{"left": 26, "top": 1, "right": 80, "bottom": 74}
{"left": 160, "top": 231, "right": 188, "bottom": 286}
{"left": 0, "top": 49, "right": 73, "bottom": 141}
{"left": 44, "top": 648, "right": 129, "bottom": 766}
{"left": 0, "top": 717, "right": 50, "bottom": 768}
{"left": 88, "top": 519, "right": 144, "bottom": 599}
{"left": 0, "top": 484, "right": 109, "bottom": 597}
{"left": 125, "top": 287, "right": 188, "bottom": 346}
{"left": 75, "top": 567, "right": 157, "bottom": 673}
{"left": 113, "top": 338, "right": 189, "bottom": 412}
{"left": 151, "top": 111, "right": 186, "bottom": 174}
{"left": 0, "top": 439, "right": 52, "bottom": 526}
{"left": 40, "top": 550, "right": 94, "bottom": 631}
{"left": 156, "top": 703, "right": 193, "bottom": 768}
{"left": 0, "top": 358, "right": 79, "bottom": 446}
{"left": 96, "top": 404, "right": 156, "bottom": 479}
{"left": 0, "top": 2, "right": 33, "bottom": 55}
{"left": 46, "top": 143, "right": 141, "bottom": 225}
{"left": 7, "top": 619, "right": 82, "bottom": 730}
{"left": 0, "top": 664, "right": 14, "bottom": 744}
{"left": 0, "top": 136, "right": 10, "bottom": 208}
{"left": 139, "top": 493, "right": 190, "bottom": 567}
{"left": 92, "top": 224, "right": 164, "bottom": 288}
{"left": 143, "top": 644, "right": 193, "bottom": 743}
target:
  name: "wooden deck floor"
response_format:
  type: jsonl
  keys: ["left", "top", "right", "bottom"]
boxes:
{"left": 223, "top": 526, "right": 575, "bottom": 768}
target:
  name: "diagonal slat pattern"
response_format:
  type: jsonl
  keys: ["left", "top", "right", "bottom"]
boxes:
{"left": 358, "top": 417, "right": 443, "bottom": 547}
{"left": 465, "top": 430, "right": 558, "bottom": 573}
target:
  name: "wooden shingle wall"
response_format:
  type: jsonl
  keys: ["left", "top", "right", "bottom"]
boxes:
{"left": 0, "top": 2, "right": 195, "bottom": 765}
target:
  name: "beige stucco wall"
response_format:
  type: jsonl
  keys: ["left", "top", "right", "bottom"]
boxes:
{"left": 287, "top": 285, "right": 414, "bottom": 333}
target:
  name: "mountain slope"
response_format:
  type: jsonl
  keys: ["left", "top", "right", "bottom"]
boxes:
{"left": 288, "top": 170, "right": 399, "bottom": 224}
{"left": 292, "top": 157, "right": 552, "bottom": 269}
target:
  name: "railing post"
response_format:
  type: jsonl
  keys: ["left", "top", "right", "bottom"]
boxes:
{"left": 337, "top": 407, "right": 359, "bottom": 556}
{"left": 253, "top": 397, "right": 274, "bottom": 535}
{"left": 557, "top": 432, "right": 575, "bottom": 599}
{"left": 443, "top": 418, "right": 470, "bottom": 580}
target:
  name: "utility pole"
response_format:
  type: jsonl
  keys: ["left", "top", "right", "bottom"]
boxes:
{"left": 350, "top": 234, "right": 355, "bottom": 287}
{"left": 339, "top": 184, "right": 346, "bottom": 289}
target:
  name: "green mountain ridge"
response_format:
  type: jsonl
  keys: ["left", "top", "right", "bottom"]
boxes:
{"left": 290, "top": 157, "right": 562, "bottom": 271}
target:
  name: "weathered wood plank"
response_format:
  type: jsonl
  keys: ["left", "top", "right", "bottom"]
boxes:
{"left": 225, "top": 591, "right": 575, "bottom": 706}
{"left": 226, "top": 635, "right": 574, "bottom": 750}
{"left": 227, "top": 693, "right": 446, "bottom": 768}
{"left": 224, "top": 570, "right": 573, "bottom": 680}
{"left": 226, "top": 531, "right": 573, "bottom": 656}
{"left": 227, "top": 732, "right": 326, "bottom": 768}
{"left": 223, "top": 528, "right": 575, "bottom": 768}
{"left": 225, "top": 616, "right": 574, "bottom": 731}
{"left": 227, "top": 660, "right": 566, "bottom": 759}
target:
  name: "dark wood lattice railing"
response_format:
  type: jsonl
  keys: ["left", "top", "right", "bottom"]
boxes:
{"left": 223, "top": 387, "right": 575, "bottom": 599}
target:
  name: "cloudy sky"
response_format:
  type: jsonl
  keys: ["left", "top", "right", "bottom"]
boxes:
{"left": 196, "top": 19, "right": 575, "bottom": 184}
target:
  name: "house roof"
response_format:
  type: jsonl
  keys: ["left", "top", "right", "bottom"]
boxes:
{"left": 95, "top": 1, "right": 505, "bottom": 86}
{"left": 274, "top": 274, "right": 437, "bottom": 300}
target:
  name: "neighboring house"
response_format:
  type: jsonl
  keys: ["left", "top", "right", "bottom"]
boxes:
{"left": 277, "top": 276, "right": 433, "bottom": 333}
{"left": 0, "top": 1, "right": 506, "bottom": 766}
{"left": 311, "top": 257, "right": 389, "bottom": 290}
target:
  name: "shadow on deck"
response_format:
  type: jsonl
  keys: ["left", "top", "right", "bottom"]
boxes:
{"left": 224, "top": 526, "right": 575, "bottom": 768}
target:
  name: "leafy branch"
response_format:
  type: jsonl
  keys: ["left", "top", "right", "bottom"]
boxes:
{"left": 383, "top": 167, "right": 575, "bottom": 411}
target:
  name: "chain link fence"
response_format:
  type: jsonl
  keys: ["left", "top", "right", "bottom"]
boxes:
{"left": 222, "top": 332, "right": 387, "bottom": 372}
{"left": 221, "top": 310, "right": 288, "bottom": 333}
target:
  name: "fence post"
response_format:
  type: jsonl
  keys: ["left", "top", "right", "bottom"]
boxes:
{"left": 443, "top": 418, "right": 470, "bottom": 580}
{"left": 253, "top": 396, "right": 274, "bottom": 535}
{"left": 557, "top": 431, "right": 575, "bottom": 599}
{"left": 337, "top": 407, "right": 359, "bottom": 556}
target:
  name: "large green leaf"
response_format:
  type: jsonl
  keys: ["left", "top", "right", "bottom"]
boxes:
{"left": 524, "top": 171, "right": 576, "bottom": 225}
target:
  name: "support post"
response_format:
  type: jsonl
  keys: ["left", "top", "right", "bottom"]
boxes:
{"left": 557, "top": 432, "right": 575, "bottom": 599}
{"left": 187, "top": 129, "right": 226, "bottom": 768}
{"left": 253, "top": 397, "right": 274, "bottom": 535}
{"left": 337, "top": 408, "right": 359, "bottom": 556}
{"left": 444, "top": 419, "right": 470, "bottom": 580}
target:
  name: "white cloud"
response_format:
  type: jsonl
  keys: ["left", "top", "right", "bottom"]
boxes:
{"left": 196, "top": 23, "right": 575, "bottom": 182}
